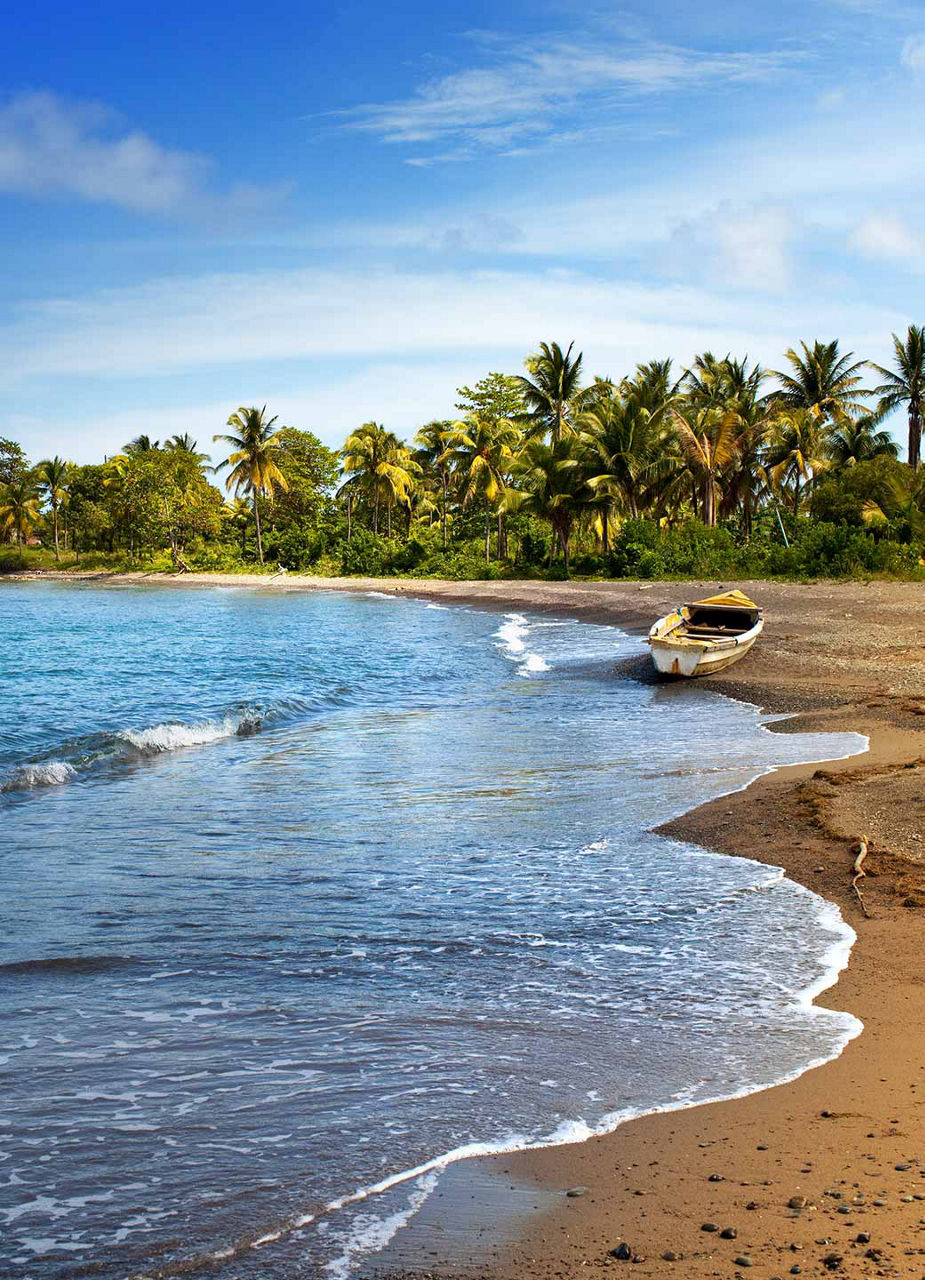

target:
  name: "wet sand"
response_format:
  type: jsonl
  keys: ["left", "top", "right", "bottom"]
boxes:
{"left": 10, "top": 571, "right": 925, "bottom": 1277}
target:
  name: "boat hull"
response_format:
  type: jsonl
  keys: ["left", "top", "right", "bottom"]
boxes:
{"left": 648, "top": 635, "right": 757, "bottom": 677}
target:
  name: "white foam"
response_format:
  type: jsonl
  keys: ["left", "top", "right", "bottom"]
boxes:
{"left": 2, "top": 761, "right": 77, "bottom": 791}
{"left": 517, "top": 653, "right": 551, "bottom": 676}
{"left": 117, "top": 718, "right": 242, "bottom": 755}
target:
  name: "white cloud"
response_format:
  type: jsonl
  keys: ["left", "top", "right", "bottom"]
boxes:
{"left": 901, "top": 33, "right": 925, "bottom": 72}
{"left": 0, "top": 91, "right": 284, "bottom": 216}
{"left": 339, "top": 35, "right": 800, "bottom": 160}
{"left": 668, "top": 205, "right": 795, "bottom": 294}
{"left": 850, "top": 213, "right": 924, "bottom": 262}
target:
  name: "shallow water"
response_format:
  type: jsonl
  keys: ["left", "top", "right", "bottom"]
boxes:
{"left": 0, "top": 583, "right": 865, "bottom": 1278}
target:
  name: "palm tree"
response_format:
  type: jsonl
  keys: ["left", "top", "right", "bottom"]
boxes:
{"left": 124, "top": 434, "right": 160, "bottom": 455}
{"left": 504, "top": 436, "right": 594, "bottom": 575}
{"left": 213, "top": 406, "right": 288, "bottom": 564}
{"left": 669, "top": 405, "right": 746, "bottom": 527}
{"left": 764, "top": 409, "right": 832, "bottom": 514}
{"left": 827, "top": 416, "right": 899, "bottom": 469}
{"left": 869, "top": 325, "right": 925, "bottom": 470}
{"left": 441, "top": 416, "right": 519, "bottom": 563}
{"left": 414, "top": 421, "right": 453, "bottom": 549}
{"left": 225, "top": 497, "right": 252, "bottom": 558}
{"left": 579, "top": 380, "right": 672, "bottom": 545}
{"left": 168, "top": 434, "right": 211, "bottom": 467}
{"left": 0, "top": 478, "right": 41, "bottom": 564}
{"left": 860, "top": 468, "right": 925, "bottom": 540}
{"left": 771, "top": 340, "right": 870, "bottom": 424}
{"left": 340, "top": 423, "right": 419, "bottom": 538}
{"left": 36, "top": 456, "right": 70, "bottom": 562}
{"left": 516, "top": 341, "right": 585, "bottom": 442}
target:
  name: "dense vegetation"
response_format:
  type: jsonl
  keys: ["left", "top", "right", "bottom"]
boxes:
{"left": 3, "top": 327, "right": 925, "bottom": 581}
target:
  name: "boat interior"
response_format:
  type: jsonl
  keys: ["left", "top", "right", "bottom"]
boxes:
{"left": 680, "top": 603, "right": 759, "bottom": 638}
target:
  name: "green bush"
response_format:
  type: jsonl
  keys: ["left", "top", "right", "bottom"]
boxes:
{"left": 338, "top": 528, "right": 389, "bottom": 576}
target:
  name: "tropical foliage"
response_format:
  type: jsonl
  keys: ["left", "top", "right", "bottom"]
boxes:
{"left": 3, "top": 326, "right": 925, "bottom": 580}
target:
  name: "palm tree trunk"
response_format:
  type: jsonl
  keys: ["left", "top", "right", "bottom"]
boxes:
{"left": 53, "top": 503, "right": 60, "bottom": 562}
{"left": 441, "top": 471, "right": 448, "bottom": 550}
{"left": 484, "top": 510, "right": 490, "bottom": 565}
{"left": 910, "top": 408, "right": 921, "bottom": 471}
{"left": 347, "top": 495, "right": 353, "bottom": 544}
{"left": 602, "top": 508, "right": 609, "bottom": 554}
{"left": 254, "top": 492, "right": 264, "bottom": 564}
{"left": 387, "top": 503, "right": 392, "bottom": 539}
{"left": 704, "top": 475, "right": 715, "bottom": 527}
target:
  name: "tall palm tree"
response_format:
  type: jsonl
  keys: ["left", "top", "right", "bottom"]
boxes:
{"left": 827, "top": 416, "right": 899, "bottom": 469}
{"left": 869, "top": 325, "right": 925, "bottom": 470}
{"left": 213, "top": 406, "right": 288, "bottom": 564}
{"left": 168, "top": 434, "right": 212, "bottom": 467}
{"left": 441, "top": 416, "right": 519, "bottom": 563}
{"left": 414, "top": 420, "right": 453, "bottom": 549}
{"left": 669, "top": 405, "right": 745, "bottom": 527}
{"left": 340, "top": 423, "right": 419, "bottom": 538}
{"left": 771, "top": 340, "right": 870, "bottom": 424}
{"left": 764, "top": 409, "right": 832, "bottom": 514}
{"left": 124, "top": 434, "right": 160, "bottom": 455}
{"left": 579, "top": 380, "right": 672, "bottom": 545}
{"left": 0, "top": 478, "right": 41, "bottom": 564}
{"left": 36, "top": 456, "right": 70, "bottom": 562}
{"left": 504, "top": 436, "right": 594, "bottom": 575}
{"left": 516, "top": 341, "right": 585, "bottom": 442}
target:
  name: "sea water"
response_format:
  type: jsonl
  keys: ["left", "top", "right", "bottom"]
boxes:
{"left": 0, "top": 582, "right": 866, "bottom": 1278}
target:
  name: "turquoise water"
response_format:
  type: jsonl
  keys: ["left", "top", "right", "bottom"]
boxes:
{"left": 0, "top": 583, "right": 865, "bottom": 1278}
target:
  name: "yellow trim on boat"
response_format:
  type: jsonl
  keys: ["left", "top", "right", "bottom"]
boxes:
{"left": 689, "top": 589, "right": 759, "bottom": 610}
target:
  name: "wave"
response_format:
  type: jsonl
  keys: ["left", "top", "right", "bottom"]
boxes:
{"left": 493, "top": 613, "right": 552, "bottom": 678}
{"left": 0, "top": 710, "right": 271, "bottom": 797}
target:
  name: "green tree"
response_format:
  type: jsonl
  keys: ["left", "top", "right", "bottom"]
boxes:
{"left": 36, "top": 456, "right": 71, "bottom": 562}
{"left": 340, "top": 422, "right": 419, "bottom": 538}
{"left": 441, "top": 415, "right": 519, "bottom": 562}
{"left": 504, "top": 436, "right": 594, "bottom": 575}
{"left": 0, "top": 438, "right": 28, "bottom": 487}
{"left": 516, "top": 341, "right": 585, "bottom": 442}
{"left": 214, "top": 406, "right": 289, "bottom": 564}
{"left": 414, "top": 421, "right": 453, "bottom": 549}
{"left": 764, "top": 409, "right": 832, "bottom": 514}
{"left": 0, "top": 477, "right": 41, "bottom": 564}
{"left": 827, "top": 417, "right": 899, "bottom": 470}
{"left": 771, "top": 340, "right": 870, "bottom": 424}
{"left": 455, "top": 373, "right": 526, "bottom": 423}
{"left": 869, "top": 325, "right": 925, "bottom": 470}
{"left": 669, "top": 404, "right": 746, "bottom": 527}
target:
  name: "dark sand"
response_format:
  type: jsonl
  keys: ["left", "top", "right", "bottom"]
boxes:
{"left": 10, "top": 571, "right": 925, "bottom": 1278}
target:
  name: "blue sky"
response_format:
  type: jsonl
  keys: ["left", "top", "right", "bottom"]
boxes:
{"left": 3, "top": 0, "right": 924, "bottom": 463}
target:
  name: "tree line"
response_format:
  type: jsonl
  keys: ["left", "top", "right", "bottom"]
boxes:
{"left": 2, "top": 326, "right": 924, "bottom": 580}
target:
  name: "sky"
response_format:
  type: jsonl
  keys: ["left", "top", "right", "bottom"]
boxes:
{"left": 2, "top": 0, "right": 924, "bottom": 464}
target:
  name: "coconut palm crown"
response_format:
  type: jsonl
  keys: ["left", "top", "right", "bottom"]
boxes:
{"left": 214, "top": 406, "right": 288, "bottom": 564}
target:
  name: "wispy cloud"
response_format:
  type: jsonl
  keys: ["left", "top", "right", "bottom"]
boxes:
{"left": 901, "top": 33, "right": 925, "bottom": 71}
{"left": 851, "top": 214, "right": 925, "bottom": 265}
{"left": 339, "top": 34, "right": 802, "bottom": 161}
{"left": 0, "top": 91, "right": 286, "bottom": 217}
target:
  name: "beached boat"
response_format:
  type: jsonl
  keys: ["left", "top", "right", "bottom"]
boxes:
{"left": 647, "top": 589, "right": 763, "bottom": 678}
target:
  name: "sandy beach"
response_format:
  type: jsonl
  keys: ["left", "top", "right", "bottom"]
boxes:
{"left": 9, "top": 570, "right": 925, "bottom": 1277}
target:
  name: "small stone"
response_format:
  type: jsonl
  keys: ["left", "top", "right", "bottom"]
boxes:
{"left": 661, "top": 1251, "right": 679, "bottom": 1262}
{"left": 757, "top": 1144, "right": 768, "bottom": 1151}
{"left": 865, "top": 1247, "right": 883, "bottom": 1262}
{"left": 788, "top": 1196, "right": 807, "bottom": 1210}
{"left": 902, "top": 1195, "right": 915, "bottom": 1203}
{"left": 821, "top": 1109, "right": 832, "bottom": 1118}
{"left": 836, "top": 1205, "right": 851, "bottom": 1215}
{"left": 609, "top": 1243, "right": 632, "bottom": 1261}
{"left": 746, "top": 1201, "right": 759, "bottom": 1210}
{"left": 813, "top": 865, "right": 825, "bottom": 873}
{"left": 701, "top": 1222, "right": 719, "bottom": 1233}
{"left": 822, "top": 1254, "right": 843, "bottom": 1271}
{"left": 874, "top": 1199, "right": 887, "bottom": 1206}
{"left": 897, "top": 1163, "right": 912, "bottom": 1171}
{"left": 721, "top": 1227, "right": 738, "bottom": 1240}
{"left": 856, "top": 1232, "right": 871, "bottom": 1244}
{"left": 709, "top": 1173, "right": 725, "bottom": 1182}
{"left": 790, "top": 1268, "right": 802, "bottom": 1275}
{"left": 566, "top": 1186, "right": 588, "bottom": 1197}
{"left": 734, "top": 1256, "right": 753, "bottom": 1268}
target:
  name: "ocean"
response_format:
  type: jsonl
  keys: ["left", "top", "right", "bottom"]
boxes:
{"left": 0, "top": 581, "right": 866, "bottom": 1278}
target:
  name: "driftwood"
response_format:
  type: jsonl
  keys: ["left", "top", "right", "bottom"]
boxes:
{"left": 851, "top": 837, "right": 871, "bottom": 918}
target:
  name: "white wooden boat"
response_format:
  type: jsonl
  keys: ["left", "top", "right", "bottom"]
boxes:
{"left": 648, "top": 589, "right": 763, "bottom": 678}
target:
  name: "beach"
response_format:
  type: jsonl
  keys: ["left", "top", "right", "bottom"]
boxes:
{"left": 6, "top": 571, "right": 925, "bottom": 1277}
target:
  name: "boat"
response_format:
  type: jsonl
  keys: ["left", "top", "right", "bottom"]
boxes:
{"left": 647, "top": 589, "right": 763, "bottom": 678}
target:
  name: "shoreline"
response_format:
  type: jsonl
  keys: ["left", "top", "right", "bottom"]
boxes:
{"left": 8, "top": 571, "right": 925, "bottom": 1276}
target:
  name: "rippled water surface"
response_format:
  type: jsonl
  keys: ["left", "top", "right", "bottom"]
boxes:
{"left": 0, "top": 582, "right": 865, "bottom": 1278}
